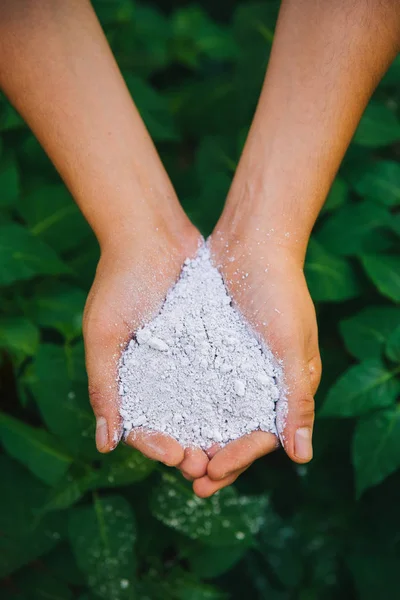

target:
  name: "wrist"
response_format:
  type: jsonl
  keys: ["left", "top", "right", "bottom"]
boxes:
{"left": 215, "top": 187, "right": 310, "bottom": 269}
{"left": 94, "top": 185, "right": 196, "bottom": 256}
{"left": 99, "top": 200, "right": 200, "bottom": 264}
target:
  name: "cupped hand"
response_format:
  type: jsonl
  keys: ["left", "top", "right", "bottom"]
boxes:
{"left": 193, "top": 232, "right": 321, "bottom": 497}
{"left": 83, "top": 221, "right": 209, "bottom": 479}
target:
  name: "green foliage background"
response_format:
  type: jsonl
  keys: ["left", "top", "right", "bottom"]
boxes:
{"left": 1, "top": 1, "right": 400, "bottom": 598}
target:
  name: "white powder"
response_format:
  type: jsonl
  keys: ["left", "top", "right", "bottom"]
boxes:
{"left": 118, "top": 243, "right": 284, "bottom": 449}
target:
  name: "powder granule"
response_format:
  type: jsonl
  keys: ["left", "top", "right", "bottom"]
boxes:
{"left": 118, "top": 243, "right": 284, "bottom": 449}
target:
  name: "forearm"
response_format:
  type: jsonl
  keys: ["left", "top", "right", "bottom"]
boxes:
{"left": 0, "top": 0, "right": 186, "bottom": 248}
{"left": 218, "top": 0, "right": 400, "bottom": 261}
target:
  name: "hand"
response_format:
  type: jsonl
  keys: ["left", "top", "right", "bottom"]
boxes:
{"left": 192, "top": 231, "right": 321, "bottom": 497}
{"left": 83, "top": 220, "right": 210, "bottom": 479}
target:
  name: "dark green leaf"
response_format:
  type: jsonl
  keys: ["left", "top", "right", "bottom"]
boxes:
{"left": 305, "top": 239, "right": 361, "bottom": 301}
{"left": 0, "top": 100, "right": 25, "bottom": 131}
{"left": 360, "top": 254, "right": 400, "bottom": 302}
{"left": 0, "top": 412, "right": 72, "bottom": 485}
{"left": 26, "top": 343, "right": 95, "bottom": 459}
{"left": 44, "top": 544, "right": 86, "bottom": 586}
{"left": 315, "top": 200, "right": 390, "bottom": 256}
{"left": 17, "top": 184, "right": 92, "bottom": 254}
{"left": 92, "top": 0, "right": 134, "bottom": 25}
{"left": 0, "top": 316, "right": 39, "bottom": 356}
{"left": 14, "top": 569, "right": 73, "bottom": 600}
{"left": 348, "top": 543, "right": 400, "bottom": 600}
{"left": 351, "top": 160, "right": 400, "bottom": 206}
{"left": 321, "top": 177, "right": 348, "bottom": 213}
{"left": 392, "top": 213, "right": 400, "bottom": 236}
{"left": 353, "top": 101, "right": 400, "bottom": 147}
{"left": 0, "top": 455, "right": 65, "bottom": 577}
{"left": 139, "top": 566, "right": 228, "bottom": 600}
{"left": 124, "top": 74, "right": 178, "bottom": 141}
{"left": 187, "top": 543, "right": 247, "bottom": 579}
{"left": 31, "top": 281, "right": 86, "bottom": 339}
{"left": 151, "top": 472, "right": 268, "bottom": 546}
{"left": 339, "top": 306, "right": 400, "bottom": 360}
{"left": 42, "top": 446, "right": 154, "bottom": 514}
{"left": 386, "top": 324, "right": 400, "bottom": 363}
{"left": 171, "top": 6, "right": 238, "bottom": 68}
{"left": 0, "top": 157, "right": 19, "bottom": 207}
{"left": 69, "top": 495, "right": 136, "bottom": 599}
{"left": 320, "top": 359, "right": 400, "bottom": 418}
{"left": 96, "top": 444, "right": 155, "bottom": 487}
{"left": 353, "top": 406, "right": 400, "bottom": 496}
{"left": 0, "top": 223, "right": 69, "bottom": 286}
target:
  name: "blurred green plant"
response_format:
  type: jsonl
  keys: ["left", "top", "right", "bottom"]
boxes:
{"left": 0, "top": 1, "right": 399, "bottom": 598}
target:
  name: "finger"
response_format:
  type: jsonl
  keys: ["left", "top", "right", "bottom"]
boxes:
{"left": 178, "top": 447, "right": 209, "bottom": 479}
{"left": 309, "top": 353, "right": 322, "bottom": 395}
{"left": 193, "top": 467, "right": 248, "bottom": 498}
{"left": 84, "top": 321, "right": 125, "bottom": 453}
{"left": 125, "top": 428, "right": 184, "bottom": 467}
{"left": 205, "top": 444, "right": 221, "bottom": 459}
{"left": 207, "top": 431, "right": 278, "bottom": 481}
{"left": 276, "top": 348, "right": 316, "bottom": 465}
{"left": 181, "top": 471, "right": 194, "bottom": 482}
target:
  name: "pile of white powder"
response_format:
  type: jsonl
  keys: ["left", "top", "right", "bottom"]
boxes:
{"left": 118, "top": 243, "right": 283, "bottom": 449}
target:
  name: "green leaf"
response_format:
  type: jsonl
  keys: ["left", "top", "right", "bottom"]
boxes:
{"left": 14, "top": 569, "right": 74, "bottom": 600}
{"left": 0, "top": 455, "right": 65, "bottom": 577}
{"left": 41, "top": 469, "right": 97, "bottom": 514}
{"left": 0, "top": 412, "right": 73, "bottom": 485}
{"left": 31, "top": 281, "right": 86, "bottom": 340}
{"left": 353, "top": 405, "right": 400, "bottom": 496}
{"left": 321, "top": 177, "right": 348, "bottom": 213}
{"left": 44, "top": 544, "right": 85, "bottom": 586}
{"left": 170, "top": 6, "right": 238, "bottom": 68}
{"left": 0, "top": 223, "right": 69, "bottom": 286}
{"left": 386, "top": 324, "right": 400, "bottom": 363}
{"left": 187, "top": 543, "right": 248, "bottom": 579}
{"left": 348, "top": 543, "right": 400, "bottom": 600}
{"left": 17, "top": 184, "right": 92, "bottom": 254}
{"left": 380, "top": 54, "right": 400, "bottom": 87}
{"left": 42, "top": 446, "right": 154, "bottom": 514}
{"left": 97, "top": 444, "right": 155, "bottom": 487}
{"left": 320, "top": 359, "right": 400, "bottom": 418}
{"left": 26, "top": 343, "right": 95, "bottom": 459}
{"left": 305, "top": 239, "right": 361, "bottom": 302}
{"left": 92, "top": 0, "right": 134, "bottom": 25}
{"left": 0, "top": 157, "right": 19, "bottom": 207}
{"left": 351, "top": 160, "right": 400, "bottom": 206}
{"left": 315, "top": 200, "right": 390, "bottom": 256}
{"left": 139, "top": 566, "right": 228, "bottom": 600}
{"left": 0, "top": 100, "right": 25, "bottom": 131}
{"left": 151, "top": 472, "right": 268, "bottom": 546}
{"left": 339, "top": 306, "right": 400, "bottom": 360}
{"left": 360, "top": 254, "right": 400, "bottom": 302}
{"left": 392, "top": 213, "right": 400, "bottom": 236}
{"left": 0, "top": 316, "right": 39, "bottom": 356}
{"left": 69, "top": 495, "right": 136, "bottom": 599}
{"left": 124, "top": 74, "right": 178, "bottom": 141}
{"left": 353, "top": 101, "right": 400, "bottom": 147}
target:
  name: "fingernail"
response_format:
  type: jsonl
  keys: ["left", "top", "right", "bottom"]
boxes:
{"left": 96, "top": 416, "right": 109, "bottom": 451}
{"left": 294, "top": 427, "right": 313, "bottom": 461}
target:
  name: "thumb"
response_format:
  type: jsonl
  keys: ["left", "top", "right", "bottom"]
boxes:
{"left": 276, "top": 343, "right": 318, "bottom": 464}
{"left": 83, "top": 310, "right": 126, "bottom": 453}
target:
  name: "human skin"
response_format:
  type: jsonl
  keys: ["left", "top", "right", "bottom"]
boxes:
{"left": 1, "top": 0, "right": 399, "bottom": 497}
{"left": 193, "top": 0, "right": 400, "bottom": 497}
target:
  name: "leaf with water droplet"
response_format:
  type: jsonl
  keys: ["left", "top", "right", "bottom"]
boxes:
{"left": 69, "top": 495, "right": 136, "bottom": 600}
{"left": 151, "top": 472, "right": 268, "bottom": 546}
